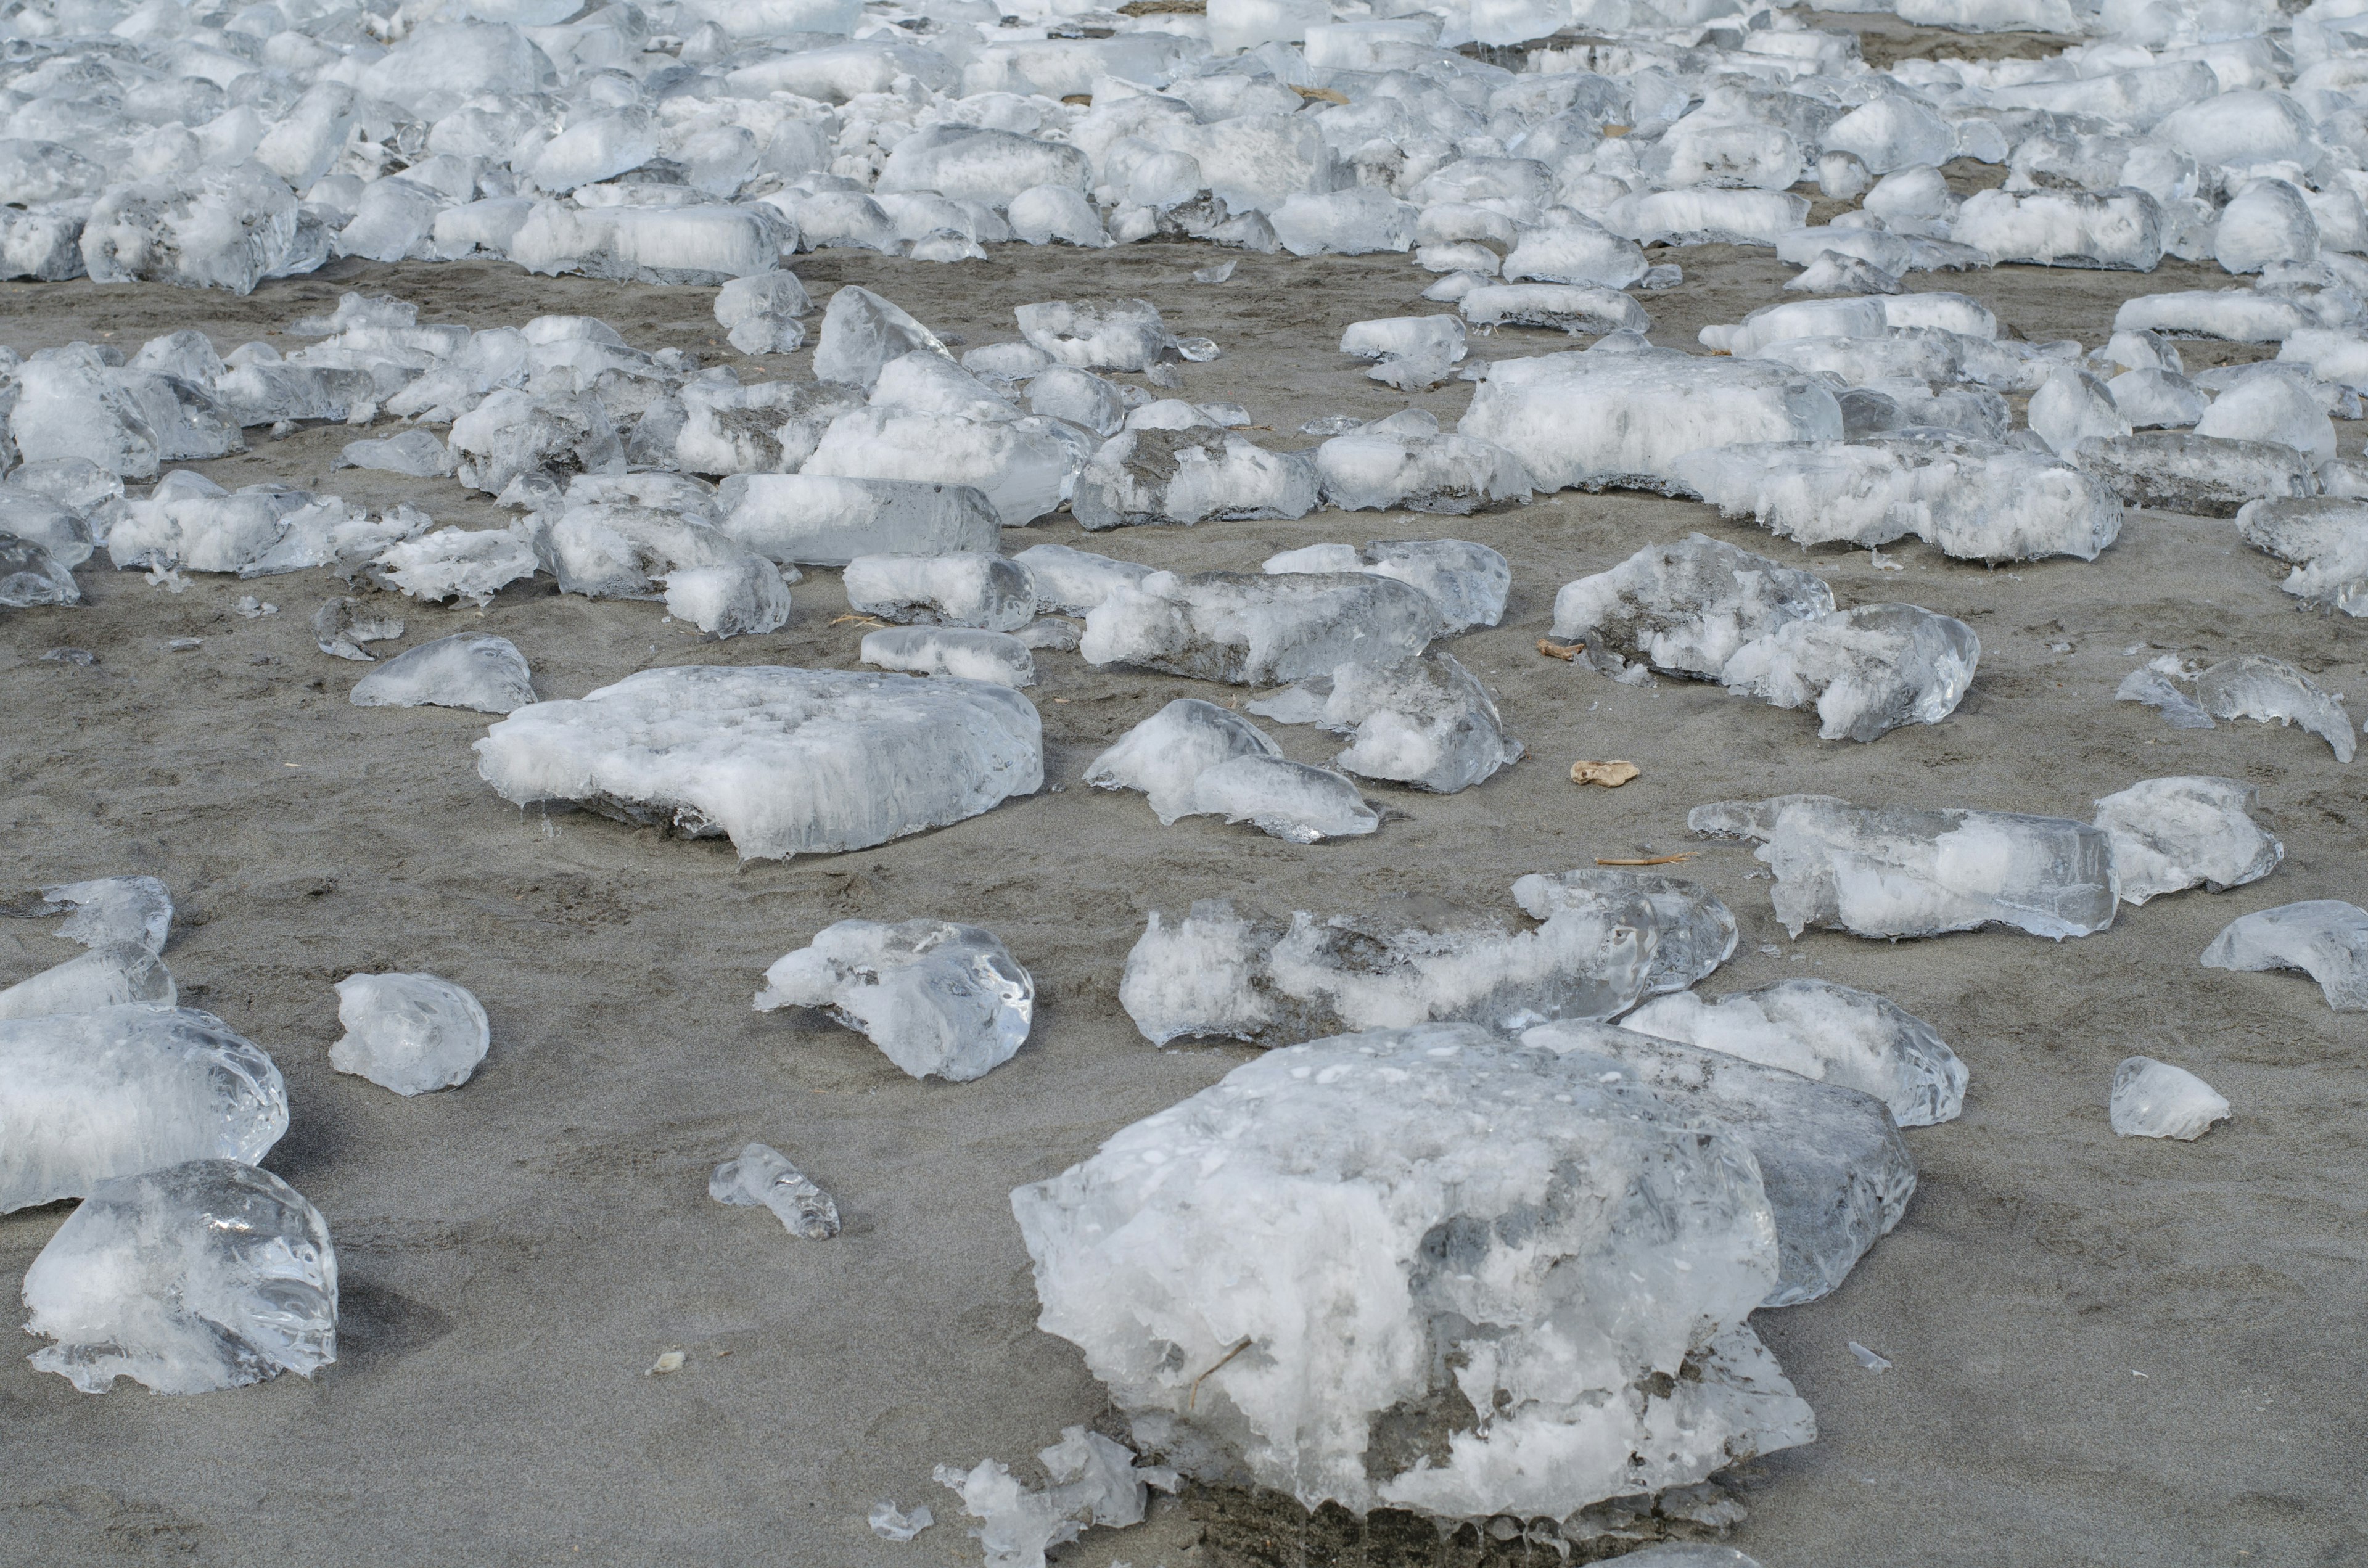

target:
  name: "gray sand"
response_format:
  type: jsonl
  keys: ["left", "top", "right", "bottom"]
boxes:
{"left": 3, "top": 229, "right": 2366, "bottom": 1568}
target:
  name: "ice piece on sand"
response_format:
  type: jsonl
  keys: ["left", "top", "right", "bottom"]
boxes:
{"left": 1621, "top": 979, "right": 1965, "bottom": 1127}
{"left": 2070, "top": 434, "right": 2314, "bottom": 518}
{"left": 1524, "top": 1020, "right": 1914, "bottom": 1308}
{"left": 716, "top": 271, "right": 813, "bottom": 356}
{"left": 709, "top": 1141, "right": 840, "bottom": 1238}
{"left": 1082, "top": 570, "right": 1438, "bottom": 686}
{"left": 861, "top": 626, "right": 1035, "bottom": 688}
{"left": 1015, "top": 299, "right": 1177, "bottom": 372}
{"left": 844, "top": 552, "right": 1034, "bottom": 631}
{"left": 1013, "top": 543, "right": 1152, "bottom": 616}
{"left": 338, "top": 428, "right": 454, "bottom": 477}
{"left": 1552, "top": 535, "right": 1835, "bottom": 681}
{"left": 1320, "top": 651, "right": 1521, "bottom": 794}
{"left": 2027, "top": 367, "right": 2131, "bottom": 458}
{"left": 1011, "top": 1023, "right": 1814, "bottom": 1519}
{"left": 350, "top": 634, "right": 535, "bottom": 714}
{"left": 1071, "top": 429, "right": 1320, "bottom": 530}
{"left": 1185, "top": 755, "right": 1379, "bottom": 842}
{"left": 0, "top": 1006, "right": 287, "bottom": 1212}
{"left": 36, "top": 876, "right": 173, "bottom": 954}
{"left": 1309, "top": 419, "right": 1536, "bottom": 517}
{"left": 0, "top": 535, "right": 78, "bottom": 606}
{"left": 1460, "top": 283, "right": 1651, "bottom": 337}
{"left": 1951, "top": 187, "right": 2163, "bottom": 271}
{"left": 313, "top": 596, "right": 406, "bottom": 661}
{"left": 935, "top": 1428, "right": 1163, "bottom": 1568}
{"left": 475, "top": 667, "right": 1042, "bottom": 861}
{"left": 1691, "top": 794, "right": 2119, "bottom": 940}
{"left": 23, "top": 1159, "right": 335, "bottom": 1394}
{"left": 813, "top": 284, "right": 952, "bottom": 390}
{"left": 2110, "top": 1057, "right": 2229, "bottom": 1141}
{"left": 2201, "top": 900, "right": 2368, "bottom": 1011}
{"left": 755, "top": 919, "right": 1033, "bottom": 1082}
{"left": 1717, "top": 604, "right": 1981, "bottom": 743}
{"left": 2192, "top": 654, "right": 2355, "bottom": 762}
{"left": 718, "top": 475, "right": 1000, "bottom": 568}
{"left": 868, "top": 1501, "right": 932, "bottom": 1541}
{"left": 2235, "top": 497, "right": 2368, "bottom": 615}
{"left": 2092, "top": 778, "right": 2282, "bottom": 905}
{"left": 1787, "top": 249, "right": 1901, "bottom": 295}
{"left": 1508, "top": 868, "right": 1739, "bottom": 995}
{"left": 0, "top": 943, "right": 176, "bottom": 1020}
{"left": 2116, "top": 664, "right": 2216, "bottom": 729}
{"left": 329, "top": 972, "right": 491, "bottom": 1094}
{"left": 1262, "top": 537, "right": 1511, "bottom": 632}
{"left": 1085, "top": 699, "right": 1283, "bottom": 824}
{"left": 374, "top": 527, "right": 540, "bottom": 606}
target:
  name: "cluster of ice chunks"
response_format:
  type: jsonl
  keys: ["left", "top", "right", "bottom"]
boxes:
{"left": 475, "top": 666, "right": 1043, "bottom": 862}
{"left": 1082, "top": 569, "right": 1439, "bottom": 686}
{"left": 329, "top": 972, "right": 491, "bottom": 1095}
{"left": 1622, "top": 979, "right": 1967, "bottom": 1128}
{"left": 1083, "top": 699, "right": 1379, "bottom": 843}
{"left": 349, "top": 633, "right": 536, "bottom": 714}
{"left": 756, "top": 919, "right": 1034, "bottom": 1082}
{"left": 1552, "top": 536, "right": 1979, "bottom": 742}
{"left": 2203, "top": 900, "right": 2368, "bottom": 1012}
{"left": 710, "top": 1142, "right": 841, "bottom": 1239}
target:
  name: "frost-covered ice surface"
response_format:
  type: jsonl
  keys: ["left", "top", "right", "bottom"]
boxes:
{"left": 2238, "top": 498, "right": 2368, "bottom": 615}
{"left": 845, "top": 552, "right": 1035, "bottom": 632}
{"left": 1072, "top": 427, "right": 1319, "bottom": 531}
{"left": 1622, "top": 980, "right": 1966, "bottom": 1128}
{"left": 1083, "top": 570, "right": 1437, "bottom": 686}
{"left": 1012, "top": 1024, "right": 1814, "bottom": 1520}
{"left": 935, "top": 1427, "right": 1169, "bottom": 1568}
{"left": 2202, "top": 901, "right": 2368, "bottom": 1011}
{"left": 1262, "top": 535, "right": 1510, "bottom": 632}
{"left": 1693, "top": 795, "right": 2120, "bottom": 941}
{"left": 349, "top": 633, "right": 535, "bottom": 714}
{"left": 2072, "top": 435, "right": 2316, "bottom": 519}
{"left": 1284, "top": 651, "right": 1522, "bottom": 794}
{"left": 1509, "top": 868, "right": 1738, "bottom": 996}
{"left": 2093, "top": 778, "right": 2283, "bottom": 905}
{"left": 718, "top": 475, "right": 998, "bottom": 568}
{"left": 475, "top": 667, "right": 1041, "bottom": 861}
{"left": 710, "top": 1142, "right": 841, "bottom": 1239}
{"left": 36, "top": 876, "right": 173, "bottom": 954}
{"left": 861, "top": 627, "right": 1036, "bottom": 689}
{"left": 755, "top": 919, "right": 1033, "bottom": 1082}
{"left": 2193, "top": 655, "right": 2357, "bottom": 762}
{"left": 1086, "top": 699, "right": 1280, "bottom": 823}
{"left": 22, "top": 1159, "right": 336, "bottom": 1395}
{"left": 1012, "top": 544, "right": 1152, "bottom": 617}
{"left": 375, "top": 526, "right": 540, "bottom": 607}
{"left": 1717, "top": 604, "right": 1981, "bottom": 743}
{"left": 329, "top": 972, "right": 490, "bottom": 1095}
{"left": 0, "top": 943, "right": 176, "bottom": 1021}
{"left": 2110, "top": 1057, "right": 2231, "bottom": 1141}
{"left": 1553, "top": 535, "right": 1833, "bottom": 682}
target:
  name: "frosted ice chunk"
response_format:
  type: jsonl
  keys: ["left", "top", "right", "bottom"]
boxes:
{"left": 2110, "top": 1058, "right": 2229, "bottom": 1141}
{"left": 349, "top": 634, "right": 534, "bottom": 715}
{"left": 1085, "top": 699, "right": 1283, "bottom": 824}
{"left": 2093, "top": 778, "right": 2282, "bottom": 906}
{"left": 81, "top": 163, "right": 300, "bottom": 295}
{"left": 2112, "top": 292, "right": 2309, "bottom": 344}
{"left": 338, "top": 429, "right": 453, "bottom": 478}
{"left": 1072, "top": 429, "right": 1318, "bottom": 530}
{"left": 14, "top": 350, "right": 166, "bottom": 479}
{"left": 2118, "top": 663, "right": 2217, "bottom": 729}
{"left": 0, "top": 535, "right": 77, "bottom": 606}
{"left": 2193, "top": 654, "right": 2355, "bottom": 762}
{"left": 1339, "top": 316, "right": 1465, "bottom": 367}
{"left": 2217, "top": 179, "right": 2319, "bottom": 276}
{"left": 1083, "top": 570, "right": 1438, "bottom": 686}
{"left": 23, "top": 1159, "right": 335, "bottom": 1395}
{"left": 755, "top": 919, "right": 1032, "bottom": 1082}
{"left": 329, "top": 972, "right": 490, "bottom": 1095}
{"left": 1006, "top": 184, "right": 1111, "bottom": 248}
{"left": 1263, "top": 536, "right": 1510, "bottom": 631}
{"left": 448, "top": 388, "right": 623, "bottom": 496}
{"left": 1622, "top": 979, "right": 1965, "bottom": 1127}
{"left": 2107, "top": 369, "right": 2210, "bottom": 430}
{"left": 1016, "top": 299, "right": 1176, "bottom": 373}
{"left": 1459, "top": 283, "right": 1650, "bottom": 337}
{"left": 2202, "top": 900, "right": 2368, "bottom": 1011}
{"left": 2071, "top": 434, "right": 2314, "bottom": 518}
{"left": 1013, "top": 544, "right": 1151, "bottom": 616}
{"left": 0, "top": 1006, "right": 287, "bottom": 1212}
{"left": 710, "top": 1141, "right": 840, "bottom": 1239}
{"left": 1272, "top": 187, "right": 1417, "bottom": 257}
{"left": 1185, "top": 755, "right": 1379, "bottom": 842}
{"left": 1508, "top": 868, "right": 1738, "bottom": 996}
{"left": 1011, "top": 1023, "right": 1812, "bottom": 1519}
{"left": 664, "top": 559, "right": 796, "bottom": 641}
{"left": 1523, "top": 1021, "right": 1914, "bottom": 1308}
{"left": 2028, "top": 367, "right": 2132, "bottom": 458}
{"left": 0, "top": 944, "right": 175, "bottom": 1021}
{"left": 813, "top": 285, "right": 953, "bottom": 391}
{"left": 1786, "top": 250, "right": 1902, "bottom": 295}
{"left": 934, "top": 1428, "right": 1163, "bottom": 1568}
{"left": 841, "top": 549, "right": 1030, "bottom": 631}
{"left": 719, "top": 475, "right": 1000, "bottom": 568}
{"left": 1027, "top": 367, "right": 1127, "bottom": 436}
{"left": 1716, "top": 604, "right": 1982, "bottom": 743}
{"left": 715, "top": 271, "right": 812, "bottom": 357}
{"left": 1309, "top": 419, "right": 1534, "bottom": 517}
{"left": 1823, "top": 96, "right": 1954, "bottom": 174}
{"left": 477, "top": 667, "right": 1042, "bottom": 861}
{"left": 1952, "top": 188, "right": 2163, "bottom": 271}
{"left": 2193, "top": 371, "right": 2336, "bottom": 461}
{"left": 861, "top": 627, "right": 1035, "bottom": 688}
{"left": 38, "top": 876, "right": 173, "bottom": 954}
{"left": 1602, "top": 187, "right": 1812, "bottom": 247}
{"left": 1552, "top": 535, "right": 1835, "bottom": 681}
{"left": 1318, "top": 652, "right": 1521, "bottom": 794}
{"left": 2237, "top": 497, "right": 2368, "bottom": 614}
{"left": 1503, "top": 216, "right": 1647, "bottom": 289}
{"left": 804, "top": 409, "right": 1072, "bottom": 528}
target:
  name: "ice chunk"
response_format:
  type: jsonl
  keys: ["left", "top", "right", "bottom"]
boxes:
{"left": 2093, "top": 778, "right": 2282, "bottom": 906}
{"left": 2071, "top": 434, "right": 2314, "bottom": 519}
{"left": 1692, "top": 794, "right": 2120, "bottom": 940}
{"left": 0, "top": 1006, "right": 287, "bottom": 1212}
{"left": 1272, "top": 187, "right": 1418, "bottom": 257}
{"left": 0, "top": 534, "right": 78, "bottom": 607}
{"left": 1072, "top": 429, "right": 1319, "bottom": 531}
{"left": 717, "top": 475, "right": 999, "bottom": 570}
{"left": 664, "top": 559, "right": 796, "bottom": 641}
{"left": 1552, "top": 535, "right": 1835, "bottom": 681}
{"left": 1717, "top": 604, "right": 1981, "bottom": 743}
{"left": 2237, "top": 497, "right": 2368, "bottom": 614}
{"left": 1508, "top": 868, "right": 1739, "bottom": 996}
{"left": 2118, "top": 663, "right": 2218, "bottom": 729}
{"left": 1015, "top": 300, "right": 1176, "bottom": 373}
{"left": 1503, "top": 217, "right": 1648, "bottom": 290}
{"left": 23, "top": 1159, "right": 335, "bottom": 1395}
{"left": 2107, "top": 369, "right": 2210, "bottom": 430}
{"left": 2113, "top": 292, "right": 2308, "bottom": 344}
{"left": 2217, "top": 179, "right": 2319, "bottom": 276}
{"left": 313, "top": 597, "right": 406, "bottom": 662}
{"left": 755, "top": 919, "right": 1032, "bottom": 1082}
{"left": 1013, "top": 544, "right": 1152, "bottom": 616}
{"left": 2110, "top": 1058, "right": 2229, "bottom": 1141}
{"left": 81, "top": 163, "right": 300, "bottom": 295}
{"left": 1622, "top": 980, "right": 1965, "bottom": 1127}
{"left": 716, "top": 271, "right": 813, "bottom": 356}
{"left": 1603, "top": 187, "right": 1812, "bottom": 247}
{"left": 934, "top": 1428, "right": 1162, "bottom": 1568}
{"left": 844, "top": 552, "right": 1034, "bottom": 632}
{"left": 1787, "top": 249, "right": 1902, "bottom": 295}
{"left": 1309, "top": 419, "right": 1534, "bottom": 518}
{"left": 0, "top": 944, "right": 175, "bottom": 1021}
{"left": 448, "top": 389, "right": 623, "bottom": 496}
{"left": 1011, "top": 1023, "right": 1812, "bottom": 1519}
{"left": 1027, "top": 367, "right": 1127, "bottom": 436}
{"left": 861, "top": 627, "right": 1035, "bottom": 688}
{"left": 1085, "top": 699, "right": 1283, "bottom": 824}
{"left": 349, "top": 634, "right": 535, "bottom": 715}
{"left": 1185, "top": 755, "right": 1380, "bottom": 842}
{"left": 1318, "top": 652, "right": 1521, "bottom": 794}
{"left": 2193, "top": 371, "right": 2336, "bottom": 462}
{"left": 1006, "top": 184, "right": 1111, "bottom": 248}
{"left": 338, "top": 429, "right": 454, "bottom": 478}
{"left": 1263, "top": 536, "right": 1510, "bottom": 632}
{"left": 38, "top": 876, "right": 173, "bottom": 955}
{"left": 804, "top": 409, "right": 1072, "bottom": 528}
{"left": 2202, "top": 900, "right": 2368, "bottom": 1011}
{"left": 2028, "top": 367, "right": 2132, "bottom": 458}
{"left": 1459, "top": 283, "right": 1651, "bottom": 337}
{"left": 1952, "top": 187, "right": 2163, "bottom": 271}
{"left": 477, "top": 667, "right": 1042, "bottom": 861}
{"left": 1083, "top": 570, "right": 1438, "bottom": 686}
{"left": 2193, "top": 654, "right": 2355, "bottom": 762}
{"left": 329, "top": 972, "right": 490, "bottom": 1095}
{"left": 813, "top": 285, "right": 953, "bottom": 391}
{"left": 709, "top": 1141, "right": 840, "bottom": 1239}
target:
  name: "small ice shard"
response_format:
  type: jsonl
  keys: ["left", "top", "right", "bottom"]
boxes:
{"left": 0, "top": 1006, "right": 287, "bottom": 1212}
{"left": 1084, "top": 699, "right": 1283, "bottom": 824}
{"left": 861, "top": 627, "right": 1035, "bottom": 688}
{"left": 934, "top": 1428, "right": 1164, "bottom": 1568}
{"left": 313, "top": 596, "right": 407, "bottom": 661}
{"left": 2093, "top": 778, "right": 2282, "bottom": 906}
{"left": 844, "top": 552, "right": 1035, "bottom": 632}
{"left": 1193, "top": 261, "right": 1236, "bottom": 284}
{"left": 329, "top": 972, "right": 491, "bottom": 1095}
{"left": 1848, "top": 1342, "right": 1893, "bottom": 1373}
{"left": 2110, "top": 1057, "right": 2230, "bottom": 1141}
{"left": 1716, "top": 604, "right": 1981, "bottom": 742}
{"left": 38, "top": 876, "right": 173, "bottom": 954}
{"left": 1183, "top": 755, "right": 1379, "bottom": 843}
{"left": 475, "top": 667, "right": 1042, "bottom": 862}
{"left": 1622, "top": 979, "right": 1965, "bottom": 1127}
{"left": 22, "top": 1159, "right": 336, "bottom": 1395}
{"left": 0, "top": 943, "right": 176, "bottom": 1020}
{"left": 1524, "top": 1021, "right": 1915, "bottom": 1308}
{"left": 1017, "top": 620, "right": 1079, "bottom": 653}
{"left": 350, "top": 634, "right": 535, "bottom": 715}
{"left": 1262, "top": 536, "right": 1511, "bottom": 632}
{"left": 1692, "top": 795, "right": 2120, "bottom": 941}
{"left": 2236, "top": 496, "right": 2368, "bottom": 615}
{"left": 1318, "top": 651, "right": 1521, "bottom": 794}
{"left": 2193, "top": 654, "right": 2355, "bottom": 762}
{"left": 869, "top": 1501, "right": 933, "bottom": 1541}
{"left": 1509, "top": 868, "right": 1740, "bottom": 996}
{"left": 2202, "top": 900, "right": 2368, "bottom": 1011}
{"left": 1013, "top": 544, "right": 1153, "bottom": 617}
{"left": 2116, "top": 664, "right": 2216, "bottom": 729}
{"left": 1307, "top": 415, "right": 1535, "bottom": 516}
{"left": 1553, "top": 535, "right": 1835, "bottom": 681}
{"left": 1010, "top": 1024, "right": 1815, "bottom": 1521}
{"left": 234, "top": 597, "right": 276, "bottom": 620}
{"left": 709, "top": 1141, "right": 840, "bottom": 1239}
{"left": 755, "top": 919, "right": 1034, "bottom": 1082}
{"left": 1082, "top": 570, "right": 1439, "bottom": 686}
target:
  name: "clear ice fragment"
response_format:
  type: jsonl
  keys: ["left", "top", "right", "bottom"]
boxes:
{"left": 2110, "top": 1057, "right": 2229, "bottom": 1141}
{"left": 349, "top": 634, "right": 535, "bottom": 714}
{"left": 313, "top": 596, "right": 405, "bottom": 662}
{"left": 755, "top": 919, "right": 1034, "bottom": 1082}
{"left": 2116, "top": 665, "right": 2215, "bottom": 729}
{"left": 1621, "top": 979, "right": 1965, "bottom": 1127}
{"left": 38, "top": 876, "right": 173, "bottom": 954}
{"left": 935, "top": 1427, "right": 1163, "bottom": 1568}
{"left": 1184, "top": 755, "right": 1379, "bottom": 842}
{"left": 710, "top": 1141, "right": 840, "bottom": 1239}
{"left": 2093, "top": 778, "right": 2282, "bottom": 905}
{"left": 2202, "top": 900, "right": 2368, "bottom": 1011}
{"left": 1262, "top": 537, "right": 1511, "bottom": 633}
{"left": 870, "top": 1501, "right": 933, "bottom": 1541}
{"left": 329, "top": 972, "right": 491, "bottom": 1095}
{"left": 0, "top": 943, "right": 175, "bottom": 1020}
{"left": 1509, "top": 868, "right": 1739, "bottom": 996}
{"left": 2193, "top": 655, "right": 2355, "bottom": 763}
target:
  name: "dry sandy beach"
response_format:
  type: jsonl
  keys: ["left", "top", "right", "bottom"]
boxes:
{"left": 5, "top": 144, "right": 2368, "bottom": 1567}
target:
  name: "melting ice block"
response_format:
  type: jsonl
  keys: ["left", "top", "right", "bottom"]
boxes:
{"left": 1183, "top": 755, "right": 1379, "bottom": 843}
{"left": 0, "top": 943, "right": 175, "bottom": 1020}
{"left": 475, "top": 666, "right": 1042, "bottom": 861}
{"left": 1013, "top": 543, "right": 1153, "bottom": 616}
{"left": 1082, "top": 570, "right": 1437, "bottom": 686}
{"left": 1716, "top": 603, "right": 1981, "bottom": 743}
{"left": 0, "top": 535, "right": 77, "bottom": 606}
{"left": 1072, "top": 428, "right": 1319, "bottom": 530}
{"left": 37, "top": 876, "right": 173, "bottom": 953}
{"left": 23, "top": 1159, "right": 336, "bottom": 1394}
{"left": 844, "top": 552, "right": 1034, "bottom": 632}
{"left": 710, "top": 1141, "right": 840, "bottom": 1238}
{"left": 1084, "top": 698, "right": 1283, "bottom": 824}
{"left": 0, "top": 1006, "right": 287, "bottom": 1212}
{"left": 2202, "top": 900, "right": 2368, "bottom": 1011}
{"left": 2092, "top": 778, "right": 2282, "bottom": 905}
{"left": 1552, "top": 535, "right": 1834, "bottom": 681}
{"left": 1692, "top": 794, "right": 2120, "bottom": 940}
{"left": 718, "top": 475, "right": 1000, "bottom": 569}
{"left": 1011, "top": 1023, "right": 1814, "bottom": 1521}
{"left": 2193, "top": 654, "right": 2355, "bottom": 762}
{"left": 2110, "top": 1057, "right": 2229, "bottom": 1141}
{"left": 812, "top": 284, "right": 953, "bottom": 390}
{"left": 1622, "top": 979, "right": 1965, "bottom": 1127}
{"left": 350, "top": 634, "right": 535, "bottom": 715}
{"left": 1263, "top": 535, "right": 1510, "bottom": 633}
{"left": 755, "top": 918, "right": 1033, "bottom": 1082}
{"left": 1312, "top": 652, "right": 1522, "bottom": 794}
{"left": 861, "top": 626, "right": 1035, "bottom": 688}
{"left": 1508, "top": 868, "right": 1739, "bottom": 995}
{"left": 330, "top": 972, "right": 490, "bottom": 1094}
{"left": 1309, "top": 415, "right": 1535, "bottom": 517}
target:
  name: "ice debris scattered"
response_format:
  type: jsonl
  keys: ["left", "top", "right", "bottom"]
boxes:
{"left": 710, "top": 1142, "right": 841, "bottom": 1240}
{"left": 756, "top": 919, "right": 1033, "bottom": 1082}
{"left": 934, "top": 1427, "right": 1172, "bottom": 1568}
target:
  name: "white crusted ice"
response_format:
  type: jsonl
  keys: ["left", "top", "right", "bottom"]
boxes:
{"left": 1085, "top": 699, "right": 1283, "bottom": 825}
{"left": 1508, "top": 868, "right": 1738, "bottom": 996}
{"left": 1716, "top": 604, "right": 1981, "bottom": 744}
{"left": 718, "top": 475, "right": 1000, "bottom": 569}
{"left": 1552, "top": 535, "right": 1834, "bottom": 681}
{"left": 329, "top": 972, "right": 491, "bottom": 1095}
{"left": 1082, "top": 571, "right": 1438, "bottom": 686}
{"left": 755, "top": 918, "right": 1034, "bottom": 1082}
{"left": 1621, "top": 980, "right": 1966, "bottom": 1127}
{"left": 2092, "top": 778, "right": 2282, "bottom": 906}
{"left": 861, "top": 627, "right": 1035, "bottom": 689}
{"left": 844, "top": 552, "right": 1035, "bottom": 632}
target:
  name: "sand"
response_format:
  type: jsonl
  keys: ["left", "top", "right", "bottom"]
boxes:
{"left": 2, "top": 226, "right": 2366, "bottom": 1568}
